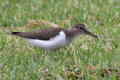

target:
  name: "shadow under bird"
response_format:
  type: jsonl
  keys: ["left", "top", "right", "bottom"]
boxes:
{"left": 10, "top": 23, "right": 98, "bottom": 54}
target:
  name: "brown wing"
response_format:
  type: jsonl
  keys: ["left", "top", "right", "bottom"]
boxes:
{"left": 11, "top": 28, "right": 66, "bottom": 40}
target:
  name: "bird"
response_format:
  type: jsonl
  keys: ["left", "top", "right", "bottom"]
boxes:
{"left": 10, "top": 23, "right": 98, "bottom": 54}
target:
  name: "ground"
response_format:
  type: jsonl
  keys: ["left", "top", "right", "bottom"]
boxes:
{"left": 0, "top": 0, "right": 120, "bottom": 80}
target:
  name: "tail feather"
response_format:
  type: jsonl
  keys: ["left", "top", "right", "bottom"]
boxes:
{"left": 1, "top": 32, "right": 30, "bottom": 38}
{"left": 11, "top": 32, "right": 21, "bottom": 35}
{"left": 0, "top": 32, "right": 21, "bottom": 35}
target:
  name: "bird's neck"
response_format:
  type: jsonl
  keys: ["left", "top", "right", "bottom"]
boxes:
{"left": 68, "top": 28, "right": 80, "bottom": 37}
{"left": 66, "top": 29, "right": 80, "bottom": 44}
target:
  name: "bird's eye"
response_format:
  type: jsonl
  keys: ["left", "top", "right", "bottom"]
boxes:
{"left": 79, "top": 27, "right": 83, "bottom": 29}
{"left": 76, "top": 26, "right": 84, "bottom": 29}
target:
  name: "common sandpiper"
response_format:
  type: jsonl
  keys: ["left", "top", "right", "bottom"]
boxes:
{"left": 11, "top": 23, "right": 98, "bottom": 54}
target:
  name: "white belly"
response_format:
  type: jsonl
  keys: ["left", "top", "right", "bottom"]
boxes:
{"left": 24, "top": 31, "right": 67, "bottom": 50}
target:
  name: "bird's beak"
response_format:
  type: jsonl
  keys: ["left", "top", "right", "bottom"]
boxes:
{"left": 84, "top": 29, "right": 98, "bottom": 38}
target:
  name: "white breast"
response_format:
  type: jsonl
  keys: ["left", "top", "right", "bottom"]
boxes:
{"left": 24, "top": 31, "right": 67, "bottom": 50}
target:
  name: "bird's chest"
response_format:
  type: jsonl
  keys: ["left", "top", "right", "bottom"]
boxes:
{"left": 66, "top": 35, "right": 78, "bottom": 44}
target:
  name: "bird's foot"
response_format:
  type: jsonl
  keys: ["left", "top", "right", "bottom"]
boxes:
{"left": 45, "top": 50, "right": 50, "bottom": 54}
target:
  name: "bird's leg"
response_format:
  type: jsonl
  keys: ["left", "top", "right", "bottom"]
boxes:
{"left": 70, "top": 44, "right": 73, "bottom": 48}
{"left": 45, "top": 50, "right": 50, "bottom": 54}
{"left": 58, "top": 50, "right": 64, "bottom": 55}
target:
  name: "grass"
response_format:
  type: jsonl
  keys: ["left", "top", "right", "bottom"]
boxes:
{"left": 0, "top": 0, "right": 120, "bottom": 79}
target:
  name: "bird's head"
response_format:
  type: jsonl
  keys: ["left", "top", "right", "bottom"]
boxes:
{"left": 72, "top": 23, "right": 98, "bottom": 38}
